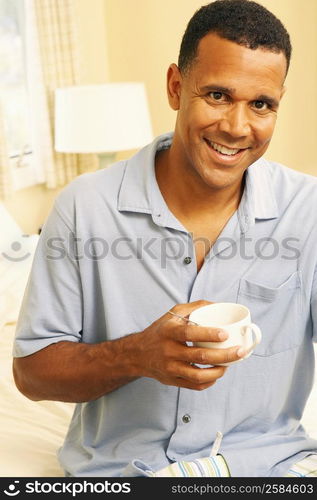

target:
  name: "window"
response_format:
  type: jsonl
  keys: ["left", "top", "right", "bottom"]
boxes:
{"left": 0, "top": 0, "right": 38, "bottom": 189}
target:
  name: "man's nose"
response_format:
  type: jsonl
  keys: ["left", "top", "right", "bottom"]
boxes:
{"left": 218, "top": 103, "right": 251, "bottom": 138}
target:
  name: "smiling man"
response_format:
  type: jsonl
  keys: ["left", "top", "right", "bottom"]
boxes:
{"left": 156, "top": 29, "right": 287, "bottom": 271}
{"left": 164, "top": 34, "right": 286, "bottom": 187}
{"left": 13, "top": 0, "right": 317, "bottom": 478}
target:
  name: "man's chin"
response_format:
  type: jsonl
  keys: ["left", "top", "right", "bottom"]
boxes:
{"left": 196, "top": 167, "right": 247, "bottom": 192}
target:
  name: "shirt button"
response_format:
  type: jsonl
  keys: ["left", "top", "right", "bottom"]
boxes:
{"left": 183, "top": 256, "right": 192, "bottom": 265}
{"left": 182, "top": 414, "right": 191, "bottom": 424}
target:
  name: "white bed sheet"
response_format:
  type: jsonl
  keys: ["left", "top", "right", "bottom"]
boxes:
{"left": 0, "top": 322, "right": 74, "bottom": 477}
{"left": 1, "top": 320, "right": 316, "bottom": 477}
{"left": 0, "top": 206, "right": 75, "bottom": 477}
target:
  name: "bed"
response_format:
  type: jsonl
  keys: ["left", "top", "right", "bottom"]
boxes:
{"left": 0, "top": 204, "right": 316, "bottom": 477}
{"left": 0, "top": 203, "right": 74, "bottom": 477}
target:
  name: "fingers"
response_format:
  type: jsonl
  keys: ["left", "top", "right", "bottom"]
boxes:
{"left": 164, "top": 360, "right": 227, "bottom": 390}
{"left": 163, "top": 309, "right": 245, "bottom": 366}
{"left": 177, "top": 362, "right": 226, "bottom": 383}
{"left": 174, "top": 322, "right": 228, "bottom": 344}
{"left": 142, "top": 301, "right": 245, "bottom": 391}
{"left": 165, "top": 300, "right": 214, "bottom": 322}
{"left": 156, "top": 334, "right": 243, "bottom": 372}
{"left": 165, "top": 303, "right": 225, "bottom": 344}
{"left": 173, "top": 300, "right": 214, "bottom": 312}
{"left": 181, "top": 345, "right": 246, "bottom": 366}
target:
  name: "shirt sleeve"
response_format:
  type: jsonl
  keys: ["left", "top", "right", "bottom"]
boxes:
{"left": 13, "top": 201, "right": 83, "bottom": 358}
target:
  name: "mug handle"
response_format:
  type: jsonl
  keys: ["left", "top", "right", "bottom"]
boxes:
{"left": 244, "top": 323, "right": 262, "bottom": 352}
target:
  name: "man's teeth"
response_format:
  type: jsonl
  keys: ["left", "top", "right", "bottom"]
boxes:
{"left": 209, "top": 141, "right": 241, "bottom": 156}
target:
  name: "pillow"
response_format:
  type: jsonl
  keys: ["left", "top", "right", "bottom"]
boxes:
{"left": 0, "top": 203, "right": 24, "bottom": 255}
{"left": 0, "top": 203, "right": 39, "bottom": 325}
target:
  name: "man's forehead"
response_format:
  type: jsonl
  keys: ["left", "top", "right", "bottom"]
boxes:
{"left": 191, "top": 32, "right": 287, "bottom": 85}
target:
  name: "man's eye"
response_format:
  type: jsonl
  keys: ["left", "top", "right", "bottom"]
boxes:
{"left": 254, "top": 100, "right": 268, "bottom": 110}
{"left": 210, "top": 91, "right": 224, "bottom": 100}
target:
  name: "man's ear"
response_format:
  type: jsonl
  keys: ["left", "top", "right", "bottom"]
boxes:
{"left": 167, "top": 63, "right": 182, "bottom": 111}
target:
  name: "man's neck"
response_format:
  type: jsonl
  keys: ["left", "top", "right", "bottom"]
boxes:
{"left": 155, "top": 147, "right": 245, "bottom": 223}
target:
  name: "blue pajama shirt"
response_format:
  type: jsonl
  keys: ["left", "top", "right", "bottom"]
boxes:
{"left": 14, "top": 132, "right": 317, "bottom": 477}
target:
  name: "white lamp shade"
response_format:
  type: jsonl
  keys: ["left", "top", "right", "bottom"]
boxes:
{"left": 54, "top": 82, "right": 153, "bottom": 153}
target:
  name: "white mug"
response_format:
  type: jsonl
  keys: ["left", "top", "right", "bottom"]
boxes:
{"left": 189, "top": 302, "right": 262, "bottom": 366}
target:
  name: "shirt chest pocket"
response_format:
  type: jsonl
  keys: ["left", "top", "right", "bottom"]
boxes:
{"left": 237, "top": 271, "right": 302, "bottom": 356}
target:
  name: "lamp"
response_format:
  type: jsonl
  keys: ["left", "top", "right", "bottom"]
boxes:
{"left": 54, "top": 82, "right": 153, "bottom": 168}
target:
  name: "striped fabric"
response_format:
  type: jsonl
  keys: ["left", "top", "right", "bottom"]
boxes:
{"left": 154, "top": 455, "right": 230, "bottom": 477}
{"left": 153, "top": 453, "right": 317, "bottom": 477}
{"left": 28, "top": 0, "right": 98, "bottom": 190}
{"left": 285, "top": 454, "right": 317, "bottom": 477}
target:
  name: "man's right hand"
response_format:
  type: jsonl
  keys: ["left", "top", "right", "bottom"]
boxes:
{"left": 132, "top": 300, "right": 246, "bottom": 391}
{"left": 13, "top": 300, "right": 246, "bottom": 403}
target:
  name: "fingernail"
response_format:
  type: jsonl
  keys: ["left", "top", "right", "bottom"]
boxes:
{"left": 237, "top": 347, "right": 247, "bottom": 358}
{"left": 218, "top": 330, "right": 228, "bottom": 341}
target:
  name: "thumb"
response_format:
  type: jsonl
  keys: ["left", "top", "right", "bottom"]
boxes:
{"left": 183, "top": 299, "right": 214, "bottom": 318}
{"left": 168, "top": 300, "right": 214, "bottom": 320}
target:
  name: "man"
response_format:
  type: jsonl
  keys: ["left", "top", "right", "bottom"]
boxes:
{"left": 13, "top": 0, "right": 317, "bottom": 477}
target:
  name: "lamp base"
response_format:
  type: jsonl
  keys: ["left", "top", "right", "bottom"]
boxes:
{"left": 98, "top": 152, "right": 116, "bottom": 169}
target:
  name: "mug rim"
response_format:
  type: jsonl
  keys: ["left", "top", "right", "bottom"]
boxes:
{"left": 189, "top": 302, "right": 250, "bottom": 327}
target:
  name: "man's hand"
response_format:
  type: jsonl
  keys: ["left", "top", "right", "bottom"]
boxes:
{"left": 133, "top": 300, "right": 246, "bottom": 391}
{"left": 13, "top": 300, "right": 246, "bottom": 402}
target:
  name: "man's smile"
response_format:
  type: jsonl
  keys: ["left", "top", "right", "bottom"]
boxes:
{"left": 204, "top": 138, "right": 249, "bottom": 163}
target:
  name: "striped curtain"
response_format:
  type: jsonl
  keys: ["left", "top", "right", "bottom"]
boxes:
{"left": 27, "top": 0, "right": 98, "bottom": 189}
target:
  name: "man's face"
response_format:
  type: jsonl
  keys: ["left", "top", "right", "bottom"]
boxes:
{"left": 168, "top": 33, "right": 287, "bottom": 190}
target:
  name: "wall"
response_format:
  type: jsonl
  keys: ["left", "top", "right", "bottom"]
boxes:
{"left": 260, "top": 0, "right": 317, "bottom": 173}
{"left": 3, "top": 184, "right": 60, "bottom": 235}
{"left": 74, "top": 0, "right": 109, "bottom": 84}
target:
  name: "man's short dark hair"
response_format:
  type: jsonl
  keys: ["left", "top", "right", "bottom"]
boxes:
{"left": 178, "top": 0, "right": 292, "bottom": 75}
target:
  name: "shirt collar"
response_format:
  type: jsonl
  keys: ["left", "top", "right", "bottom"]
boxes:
{"left": 117, "top": 132, "right": 279, "bottom": 230}
{"left": 238, "top": 157, "right": 279, "bottom": 232}
{"left": 117, "top": 132, "right": 177, "bottom": 228}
